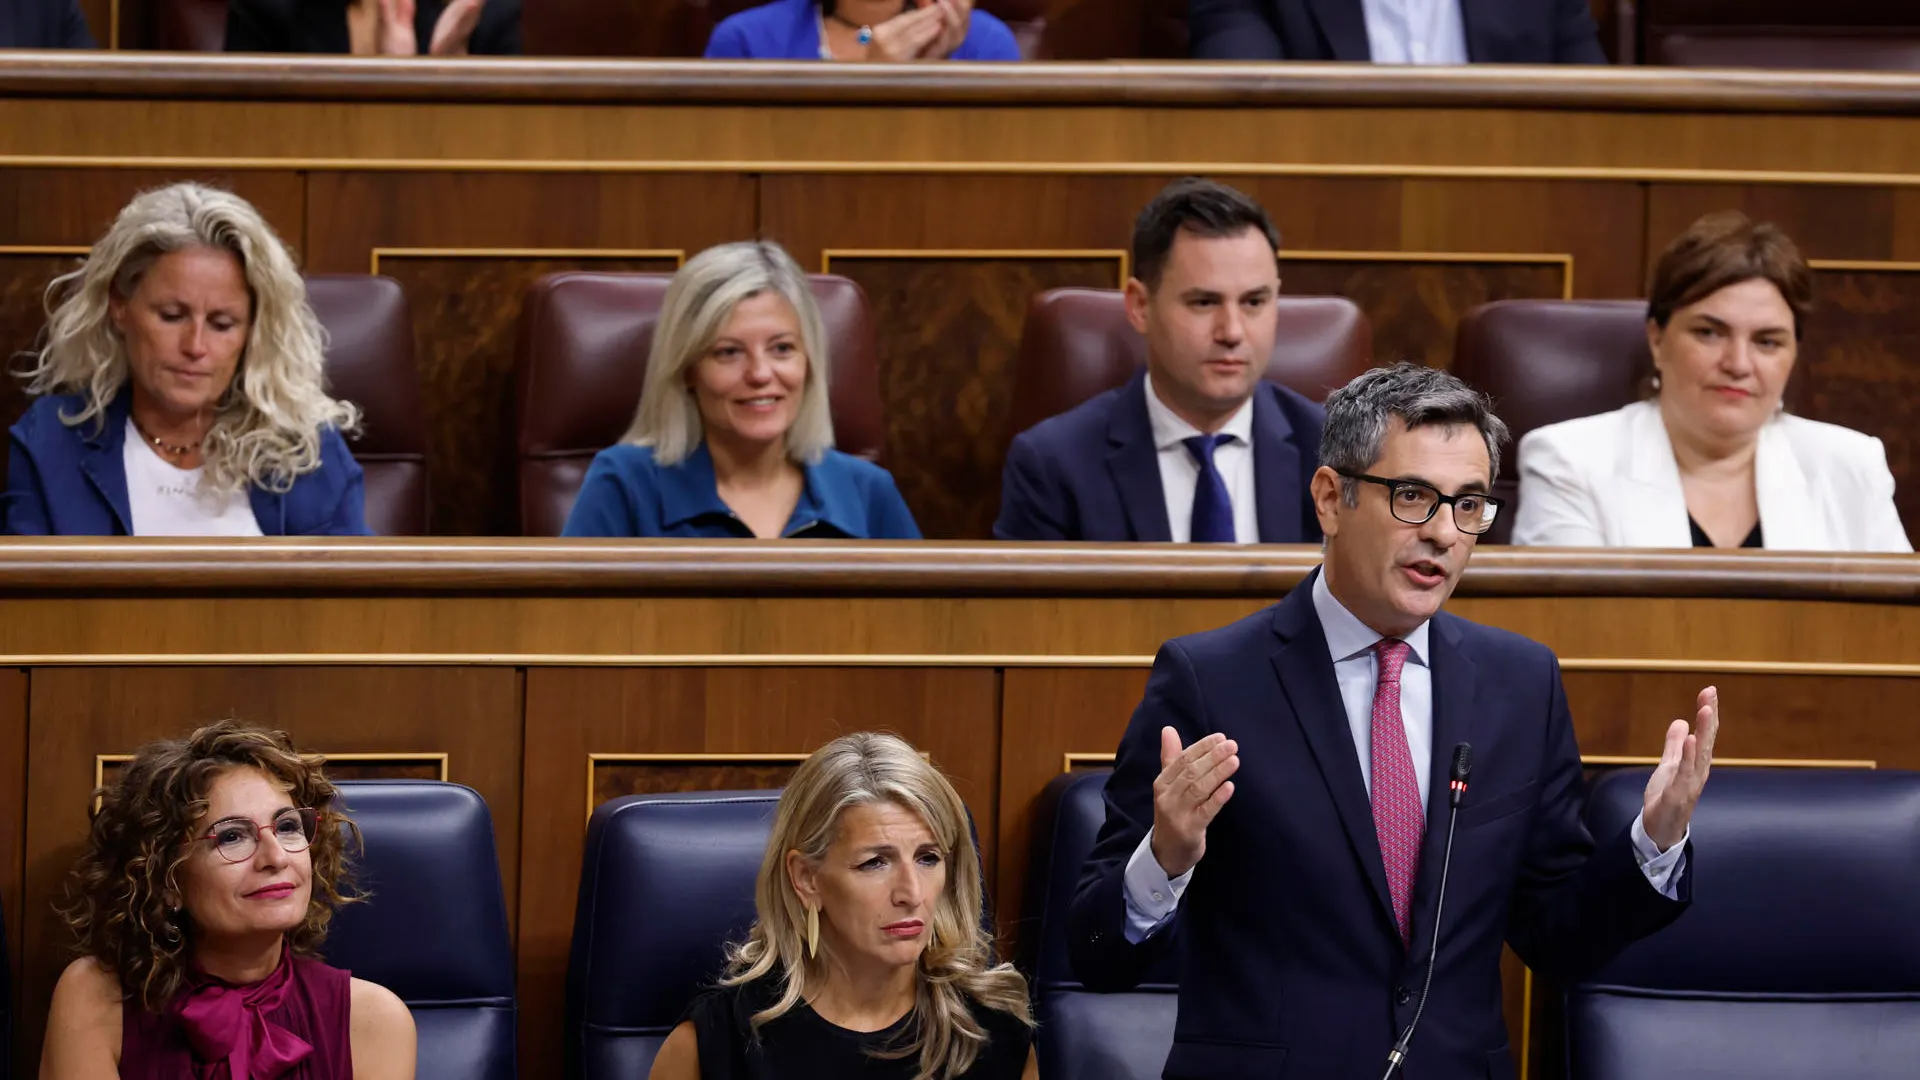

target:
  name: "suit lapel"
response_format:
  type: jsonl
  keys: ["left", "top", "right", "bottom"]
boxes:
{"left": 1754, "top": 417, "right": 1829, "bottom": 551}
{"left": 1406, "top": 612, "right": 1483, "bottom": 959}
{"left": 1305, "top": 0, "right": 1373, "bottom": 59}
{"left": 1620, "top": 401, "right": 1692, "bottom": 548}
{"left": 1270, "top": 575, "right": 1396, "bottom": 929}
{"left": 1250, "top": 387, "right": 1303, "bottom": 544}
{"left": 82, "top": 395, "right": 135, "bottom": 536}
{"left": 1105, "top": 371, "right": 1172, "bottom": 542}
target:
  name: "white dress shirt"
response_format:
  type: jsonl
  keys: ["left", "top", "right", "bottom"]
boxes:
{"left": 123, "top": 420, "right": 263, "bottom": 537}
{"left": 1122, "top": 570, "right": 1688, "bottom": 942}
{"left": 1143, "top": 374, "right": 1258, "bottom": 545}
{"left": 1362, "top": 0, "right": 1470, "bottom": 64}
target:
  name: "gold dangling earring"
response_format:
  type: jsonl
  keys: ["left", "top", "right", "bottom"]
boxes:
{"left": 805, "top": 904, "right": 819, "bottom": 960}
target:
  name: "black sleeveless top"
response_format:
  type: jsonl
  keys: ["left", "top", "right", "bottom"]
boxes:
{"left": 1688, "top": 514, "right": 1763, "bottom": 549}
{"left": 685, "top": 976, "right": 1031, "bottom": 1080}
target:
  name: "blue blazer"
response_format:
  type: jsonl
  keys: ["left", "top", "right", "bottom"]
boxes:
{"left": 0, "top": 0, "right": 94, "bottom": 48}
{"left": 1069, "top": 571, "right": 1690, "bottom": 1079}
{"left": 1189, "top": 0, "right": 1606, "bottom": 63}
{"left": 995, "top": 370, "right": 1325, "bottom": 543}
{"left": 561, "top": 441, "right": 921, "bottom": 539}
{"left": 705, "top": 0, "right": 1019, "bottom": 60}
{"left": 4, "top": 392, "right": 371, "bottom": 536}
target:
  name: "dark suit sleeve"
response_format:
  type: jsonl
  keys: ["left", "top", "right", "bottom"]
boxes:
{"left": 1068, "top": 639, "right": 1211, "bottom": 991}
{"left": 1552, "top": 0, "right": 1608, "bottom": 63}
{"left": 1505, "top": 654, "right": 1688, "bottom": 980}
{"left": 60, "top": 0, "right": 98, "bottom": 48}
{"left": 993, "top": 432, "right": 1070, "bottom": 541}
{"left": 3, "top": 429, "right": 53, "bottom": 536}
{"left": 1188, "top": 0, "right": 1286, "bottom": 59}
{"left": 224, "top": 0, "right": 291, "bottom": 52}
{"left": 471, "top": 0, "right": 521, "bottom": 55}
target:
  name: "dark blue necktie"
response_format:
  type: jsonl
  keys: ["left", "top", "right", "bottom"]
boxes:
{"left": 1183, "top": 433, "right": 1236, "bottom": 544}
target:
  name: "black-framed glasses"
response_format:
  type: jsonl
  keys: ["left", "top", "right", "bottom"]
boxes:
{"left": 1338, "top": 471, "right": 1504, "bottom": 535}
{"left": 193, "top": 806, "right": 318, "bottom": 864}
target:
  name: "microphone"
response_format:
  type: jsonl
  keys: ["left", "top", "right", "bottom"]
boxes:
{"left": 1380, "top": 742, "right": 1474, "bottom": 1080}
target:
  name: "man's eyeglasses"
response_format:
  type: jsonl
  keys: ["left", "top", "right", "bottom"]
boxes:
{"left": 1338, "top": 471, "right": 1504, "bottom": 535}
{"left": 193, "top": 806, "right": 319, "bottom": 864}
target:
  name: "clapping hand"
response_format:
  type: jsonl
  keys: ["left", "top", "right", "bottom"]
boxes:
{"left": 918, "top": 0, "right": 973, "bottom": 60}
{"left": 864, "top": 3, "right": 947, "bottom": 62}
{"left": 1642, "top": 686, "right": 1719, "bottom": 851}
{"left": 1150, "top": 728, "right": 1239, "bottom": 879}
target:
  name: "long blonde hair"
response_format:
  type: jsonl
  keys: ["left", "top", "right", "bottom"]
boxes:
{"left": 20, "top": 182, "right": 359, "bottom": 495}
{"left": 625, "top": 240, "right": 834, "bottom": 467}
{"left": 725, "top": 732, "right": 1032, "bottom": 1080}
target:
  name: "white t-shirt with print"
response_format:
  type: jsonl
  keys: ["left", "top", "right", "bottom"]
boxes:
{"left": 122, "top": 419, "right": 263, "bottom": 537}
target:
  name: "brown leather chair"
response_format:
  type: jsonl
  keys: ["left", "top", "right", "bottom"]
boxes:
{"left": 306, "top": 274, "right": 431, "bottom": 536}
{"left": 157, "top": 0, "right": 228, "bottom": 51}
{"left": 1005, "top": 288, "right": 1372, "bottom": 451}
{"left": 1643, "top": 0, "right": 1920, "bottom": 70}
{"left": 513, "top": 272, "right": 885, "bottom": 537}
{"left": 1450, "top": 300, "right": 1652, "bottom": 544}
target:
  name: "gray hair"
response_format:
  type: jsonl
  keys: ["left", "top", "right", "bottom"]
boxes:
{"left": 1320, "top": 363, "right": 1509, "bottom": 506}
{"left": 624, "top": 240, "right": 834, "bottom": 467}
{"left": 22, "top": 183, "right": 359, "bottom": 495}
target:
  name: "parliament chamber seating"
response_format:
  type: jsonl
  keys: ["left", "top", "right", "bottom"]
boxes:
{"left": 306, "top": 274, "right": 431, "bottom": 536}
{"left": 1022, "top": 769, "right": 1176, "bottom": 1080}
{"left": 1641, "top": 0, "right": 1920, "bottom": 70}
{"left": 512, "top": 271, "right": 885, "bottom": 536}
{"left": 1567, "top": 767, "right": 1920, "bottom": 1080}
{"left": 1450, "top": 300, "right": 1652, "bottom": 544}
{"left": 153, "top": 0, "right": 225, "bottom": 51}
{"left": 567, "top": 791, "right": 779, "bottom": 1079}
{"left": 1005, "top": 289, "right": 1372, "bottom": 449}
{"left": 327, "top": 781, "right": 518, "bottom": 1080}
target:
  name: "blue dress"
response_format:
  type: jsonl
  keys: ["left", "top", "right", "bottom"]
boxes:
{"left": 561, "top": 441, "right": 922, "bottom": 539}
{"left": 705, "top": 0, "right": 1020, "bottom": 61}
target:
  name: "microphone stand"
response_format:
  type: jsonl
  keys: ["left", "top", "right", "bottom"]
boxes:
{"left": 1380, "top": 744, "right": 1472, "bottom": 1080}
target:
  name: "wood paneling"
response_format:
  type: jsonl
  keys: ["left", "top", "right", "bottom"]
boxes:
{"left": 1804, "top": 267, "right": 1920, "bottom": 550}
{"left": 1285, "top": 258, "right": 1570, "bottom": 370}
{"left": 0, "top": 669, "right": 23, "bottom": 1080}
{"left": 0, "top": 169, "right": 306, "bottom": 252}
{"left": 592, "top": 759, "right": 802, "bottom": 804}
{"left": 829, "top": 255, "right": 1126, "bottom": 538}
{"left": 517, "top": 665, "right": 1002, "bottom": 1075}
{"left": 17, "top": 666, "right": 524, "bottom": 1073}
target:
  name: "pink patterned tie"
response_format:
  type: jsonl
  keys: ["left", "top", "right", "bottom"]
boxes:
{"left": 1370, "top": 638, "right": 1423, "bottom": 949}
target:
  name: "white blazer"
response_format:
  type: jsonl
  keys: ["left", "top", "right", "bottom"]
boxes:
{"left": 1512, "top": 399, "right": 1912, "bottom": 552}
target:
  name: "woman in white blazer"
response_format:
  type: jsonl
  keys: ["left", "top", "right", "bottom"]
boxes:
{"left": 1514, "top": 212, "right": 1911, "bottom": 552}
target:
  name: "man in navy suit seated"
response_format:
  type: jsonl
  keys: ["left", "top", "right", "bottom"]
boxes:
{"left": 994, "top": 179, "right": 1325, "bottom": 544}
{"left": 1071, "top": 363, "right": 1716, "bottom": 1079}
{"left": 0, "top": 0, "right": 95, "bottom": 47}
{"left": 1188, "top": 0, "right": 1606, "bottom": 64}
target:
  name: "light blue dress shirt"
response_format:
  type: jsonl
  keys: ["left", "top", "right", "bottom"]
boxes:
{"left": 1122, "top": 570, "right": 1689, "bottom": 942}
{"left": 1362, "top": 0, "right": 1469, "bottom": 64}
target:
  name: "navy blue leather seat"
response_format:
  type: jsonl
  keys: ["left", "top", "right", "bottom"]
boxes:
{"left": 328, "top": 780, "right": 517, "bottom": 1080}
{"left": 1570, "top": 767, "right": 1920, "bottom": 1080}
{"left": 1024, "top": 769, "right": 1176, "bottom": 1080}
{"left": 568, "top": 791, "right": 781, "bottom": 1080}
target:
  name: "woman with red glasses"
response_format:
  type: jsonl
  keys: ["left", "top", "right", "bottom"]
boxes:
{"left": 39, "top": 720, "right": 415, "bottom": 1079}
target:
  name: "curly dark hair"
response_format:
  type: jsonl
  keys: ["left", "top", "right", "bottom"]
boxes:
{"left": 59, "top": 719, "right": 361, "bottom": 1011}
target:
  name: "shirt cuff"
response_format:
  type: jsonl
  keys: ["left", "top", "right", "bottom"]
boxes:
{"left": 1121, "top": 827, "right": 1193, "bottom": 943}
{"left": 1629, "top": 811, "right": 1688, "bottom": 900}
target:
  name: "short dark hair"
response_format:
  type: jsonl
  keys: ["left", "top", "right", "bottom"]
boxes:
{"left": 1131, "top": 178, "right": 1282, "bottom": 290}
{"left": 1647, "top": 211, "right": 1812, "bottom": 339}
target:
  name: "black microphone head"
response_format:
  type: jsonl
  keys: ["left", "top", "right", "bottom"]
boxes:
{"left": 1450, "top": 742, "right": 1474, "bottom": 785}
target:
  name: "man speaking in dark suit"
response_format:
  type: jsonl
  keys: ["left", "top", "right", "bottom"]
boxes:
{"left": 994, "top": 179, "right": 1325, "bottom": 544}
{"left": 1071, "top": 363, "right": 1714, "bottom": 1079}
{"left": 1190, "top": 0, "right": 1606, "bottom": 64}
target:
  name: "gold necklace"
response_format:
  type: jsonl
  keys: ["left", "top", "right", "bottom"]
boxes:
{"left": 130, "top": 413, "right": 203, "bottom": 458}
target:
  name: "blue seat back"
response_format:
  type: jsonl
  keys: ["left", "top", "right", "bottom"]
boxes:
{"left": 328, "top": 780, "right": 517, "bottom": 1080}
{"left": 1569, "top": 767, "right": 1920, "bottom": 1080}
{"left": 1024, "top": 769, "right": 1176, "bottom": 1080}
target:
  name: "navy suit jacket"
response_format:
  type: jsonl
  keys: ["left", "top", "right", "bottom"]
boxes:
{"left": 994, "top": 371, "right": 1325, "bottom": 543}
{"left": 1189, "top": 0, "right": 1606, "bottom": 64}
{"left": 1069, "top": 572, "right": 1689, "bottom": 1079}
{"left": 4, "top": 391, "right": 370, "bottom": 536}
{"left": 0, "top": 0, "right": 95, "bottom": 48}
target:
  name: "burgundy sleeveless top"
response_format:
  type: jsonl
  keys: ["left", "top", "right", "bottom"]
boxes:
{"left": 120, "top": 951, "right": 353, "bottom": 1080}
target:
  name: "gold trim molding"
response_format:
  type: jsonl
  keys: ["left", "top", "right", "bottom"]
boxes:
{"left": 821, "top": 248, "right": 1131, "bottom": 283}
{"left": 1285, "top": 250, "right": 1575, "bottom": 299}
{"left": 369, "top": 246, "right": 687, "bottom": 275}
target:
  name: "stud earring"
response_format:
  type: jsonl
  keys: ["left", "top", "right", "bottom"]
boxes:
{"left": 1650, "top": 372, "right": 1663, "bottom": 392}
